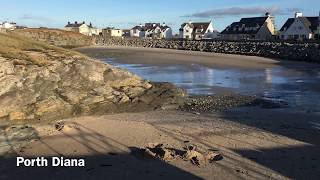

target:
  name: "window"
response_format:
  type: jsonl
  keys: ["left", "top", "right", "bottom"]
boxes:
{"left": 299, "top": 26, "right": 303, "bottom": 30}
{"left": 301, "top": 34, "right": 307, "bottom": 39}
{"left": 186, "top": 30, "right": 189, "bottom": 33}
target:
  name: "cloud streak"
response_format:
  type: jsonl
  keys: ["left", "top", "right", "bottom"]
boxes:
{"left": 19, "top": 14, "right": 54, "bottom": 22}
{"left": 184, "top": 6, "right": 302, "bottom": 18}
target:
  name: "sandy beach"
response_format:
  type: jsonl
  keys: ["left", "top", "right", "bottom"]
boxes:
{"left": 1, "top": 108, "right": 320, "bottom": 180}
{"left": 77, "top": 46, "right": 320, "bottom": 69}
{"left": 1, "top": 47, "right": 320, "bottom": 180}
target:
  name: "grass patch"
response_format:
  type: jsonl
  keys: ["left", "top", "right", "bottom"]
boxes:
{"left": 0, "top": 32, "right": 86, "bottom": 66}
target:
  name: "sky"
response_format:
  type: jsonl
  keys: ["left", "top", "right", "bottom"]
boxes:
{"left": 0, "top": 0, "right": 319, "bottom": 33}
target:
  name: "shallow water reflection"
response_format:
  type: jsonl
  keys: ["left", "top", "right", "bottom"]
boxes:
{"left": 103, "top": 58, "right": 320, "bottom": 112}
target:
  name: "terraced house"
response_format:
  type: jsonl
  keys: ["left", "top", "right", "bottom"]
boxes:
{"left": 130, "top": 23, "right": 172, "bottom": 39}
{"left": 130, "top": 25, "right": 146, "bottom": 38}
{"left": 64, "top": 21, "right": 101, "bottom": 36}
{"left": 221, "top": 13, "right": 276, "bottom": 40}
{"left": 144, "top": 23, "right": 172, "bottom": 39}
{"left": 179, "top": 21, "right": 218, "bottom": 40}
{"left": 279, "top": 12, "right": 320, "bottom": 40}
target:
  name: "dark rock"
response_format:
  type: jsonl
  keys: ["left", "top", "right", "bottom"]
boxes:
{"left": 97, "top": 37, "right": 320, "bottom": 63}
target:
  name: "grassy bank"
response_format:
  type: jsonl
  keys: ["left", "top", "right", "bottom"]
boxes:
{"left": 0, "top": 32, "right": 82, "bottom": 66}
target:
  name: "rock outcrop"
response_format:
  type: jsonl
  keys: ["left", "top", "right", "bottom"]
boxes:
{"left": 97, "top": 38, "right": 320, "bottom": 62}
{"left": 0, "top": 33, "right": 185, "bottom": 121}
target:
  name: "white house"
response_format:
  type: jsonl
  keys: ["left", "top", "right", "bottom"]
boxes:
{"left": 160, "top": 25, "right": 173, "bottom": 39}
{"left": 0, "top": 21, "right": 16, "bottom": 30}
{"left": 102, "top": 28, "right": 123, "bottom": 37}
{"left": 221, "top": 13, "right": 276, "bottom": 40}
{"left": 130, "top": 25, "right": 145, "bottom": 38}
{"left": 64, "top": 21, "right": 101, "bottom": 36}
{"left": 279, "top": 12, "right": 320, "bottom": 40}
{"left": 179, "top": 21, "right": 218, "bottom": 40}
{"left": 89, "top": 23, "right": 102, "bottom": 36}
{"left": 131, "top": 23, "right": 172, "bottom": 39}
{"left": 144, "top": 23, "right": 173, "bottom": 39}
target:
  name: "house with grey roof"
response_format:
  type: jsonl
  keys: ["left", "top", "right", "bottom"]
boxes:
{"left": 179, "top": 21, "right": 218, "bottom": 40}
{"left": 144, "top": 23, "right": 172, "bottom": 39}
{"left": 64, "top": 21, "right": 101, "bottom": 36}
{"left": 130, "top": 23, "right": 172, "bottom": 39}
{"left": 130, "top": 24, "right": 146, "bottom": 38}
{"left": 220, "top": 13, "right": 276, "bottom": 40}
{"left": 279, "top": 12, "right": 320, "bottom": 40}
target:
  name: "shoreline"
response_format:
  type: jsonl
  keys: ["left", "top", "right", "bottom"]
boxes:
{"left": 76, "top": 46, "right": 320, "bottom": 69}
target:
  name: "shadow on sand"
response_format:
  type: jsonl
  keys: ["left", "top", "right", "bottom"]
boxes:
{"left": 0, "top": 123, "right": 202, "bottom": 180}
{"left": 222, "top": 108, "right": 320, "bottom": 179}
{"left": 148, "top": 108, "right": 320, "bottom": 179}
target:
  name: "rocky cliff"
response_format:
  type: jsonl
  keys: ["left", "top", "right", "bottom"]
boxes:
{"left": 0, "top": 33, "right": 185, "bottom": 121}
{"left": 97, "top": 38, "right": 320, "bottom": 62}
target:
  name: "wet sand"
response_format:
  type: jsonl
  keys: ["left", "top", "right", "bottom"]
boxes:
{"left": 77, "top": 46, "right": 320, "bottom": 112}
{"left": 77, "top": 46, "right": 319, "bottom": 69}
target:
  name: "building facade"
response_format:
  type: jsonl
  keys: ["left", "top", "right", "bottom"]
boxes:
{"left": 179, "top": 21, "right": 218, "bottom": 40}
{"left": 64, "top": 21, "right": 101, "bottom": 36}
{"left": 221, "top": 13, "right": 276, "bottom": 40}
{"left": 130, "top": 25, "right": 146, "bottom": 38}
{"left": 0, "top": 22, "right": 17, "bottom": 30}
{"left": 279, "top": 12, "right": 320, "bottom": 40}
{"left": 144, "top": 23, "right": 172, "bottom": 39}
{"left": 102, "top": 28, "right": 123, "bottom": 38}
{"left": 131, "top": 23, "right": 172, "bottom": 39}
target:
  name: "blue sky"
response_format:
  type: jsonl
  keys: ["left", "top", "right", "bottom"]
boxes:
{"left": 1, "top": 0, "right": 319, "bottom": 33}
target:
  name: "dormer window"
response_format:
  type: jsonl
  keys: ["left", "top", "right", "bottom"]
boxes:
{"left": 196, "top": 29, "right": 203, "bottom": 33}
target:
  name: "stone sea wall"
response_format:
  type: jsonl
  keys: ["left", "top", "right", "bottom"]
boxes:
{"left": 97, "top": 38, "right": 320, "bottom": 62}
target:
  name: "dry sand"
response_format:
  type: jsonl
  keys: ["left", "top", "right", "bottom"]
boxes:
{"left": 1, "top": 108, "right": 319, "bottom": 180}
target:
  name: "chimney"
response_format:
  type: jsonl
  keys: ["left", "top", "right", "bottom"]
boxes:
{"left": 75, "top": 21, "right": 78, "bottom": 24}
{"left": 68, "top": 22, "right": 70, "bottom": 25}
{"left": 82, "top": 21, "right": 85, "bottom": 24}
{"left": 265, "top": 12, "right": 271, "bottom": 17}
{"left": 139, "top": 23, "right": 143, "bottom": 27}
{"left": 162, "top": 22, "right": 166, "bottom": 26}
{"left": 295, "top": 12, "right": 303, "bottom": 18}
